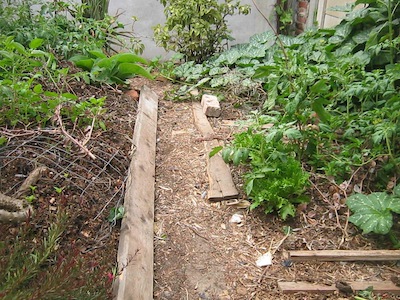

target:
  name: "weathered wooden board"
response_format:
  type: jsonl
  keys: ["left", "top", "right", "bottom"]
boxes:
{"left": 278, "top": 281, "right": 400, "bottom": 294}
{"left": 289, "top": 250, "right": 400, "bottom": 261}
{"left": 192, "top": 103, "right": 238, "bottom": 202}
{"left": 113, "top": 85, "right": 158, "bottom": 300}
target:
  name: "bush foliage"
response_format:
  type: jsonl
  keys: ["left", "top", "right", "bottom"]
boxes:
{"left": 175, "top": 0, "right": 400, "bottom": 220}
{"left": 154, "top": 0, "right": 250, "bottom": 63}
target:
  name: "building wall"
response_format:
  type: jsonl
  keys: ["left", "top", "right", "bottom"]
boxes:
{"left": 108, "top": 0, "right": 277, "bottom": 59}
{"left": 316, "top": 0, "right": 356, "bottom": 28}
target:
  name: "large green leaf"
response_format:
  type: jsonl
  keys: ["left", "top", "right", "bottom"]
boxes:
{"left": 95, "top": 57, "right": 114, "bottom": 69}
{"left": 87, "top": 50, "right": 107, "bottom": 59}
{"left": 224, "top": 49, "right": 242, "bottom": 65}
{"left": 29, "top": 38, "right": 44, "bottom": 50}
{"left": 253, "top": 65, "right": 278, "bottom": 79}
{"left": 112, "top": 53, "right": 148, "bottom": 65}
{"left": 311, "top": 97, "right": 331, "bottom": 123}
{"left": 310, "top": 79, "right": 329, "bottom": 94}
{"left": 283, "top": 128, "right": 302, "bottom": 140}
{"left": 347, "top": 193, "right": 400, "bottom": 234}
{"left": 249, "top": 31, "right": 275, "bottom": 45}
{"left": 116, "top": 63, "right": 153, "bottom": 80}
{"left": 352, "top": 29, "right": 371, "bottom": 44}
{"left": 242, "top": 44, "right": 267, "bottom": 58}
{"left": 262, "top": 73, "right": 279, "bottom": 110}
{"left": 69, "top": 55, "right": 94, "bottom": 71}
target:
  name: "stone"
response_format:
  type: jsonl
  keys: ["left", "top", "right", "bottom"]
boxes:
{"left": 201, "top": 94, "right": 221, "bottom": 117}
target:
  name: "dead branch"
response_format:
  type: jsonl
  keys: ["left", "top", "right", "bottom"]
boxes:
{"left": 0, "top": 166, "right": 48, "bottom": 223}
{"left": 54, "top": 105, "right": 96, "bottom": 160}
{"left": 14, "top": 166, "right": 48, "bottom": 198}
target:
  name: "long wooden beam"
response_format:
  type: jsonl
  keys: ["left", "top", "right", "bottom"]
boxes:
{"left": 192, "top": 102, "right": 238, "bottom": 202}
{"left": 113, "top": 86, "right": 158, "bottom": 300}
{"left": 278, "top": 281, "right": 400, "bottom": 294}
{"left": 289, "top": 250, "right": 400, "bottom": 261}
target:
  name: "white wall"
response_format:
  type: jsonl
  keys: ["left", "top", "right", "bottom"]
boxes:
{"left": 316, "top": 0, "right": 357, "bottom": 28}
{"left": 108, "top": 0, "right": 277, "bottom": 59}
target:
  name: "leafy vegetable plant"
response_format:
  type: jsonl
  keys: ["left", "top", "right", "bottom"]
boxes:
{"left": 347, "top": 184, "right": 400, "bottom": 248}
{"left": 174, "top": 0, "right": 400, "bottom": 188}
{"left": 0, "top": 36, "right": 108, "bottom": 128}
{"left": 221, "top": 125, "right": 309, "bottom": 220}
{"left": 70, "top": 50, "right": 153, "bottom": 85}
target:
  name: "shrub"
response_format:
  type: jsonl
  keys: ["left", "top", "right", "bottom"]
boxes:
{"left": 0, "top": 0, "right": 144, "bottom": 58}
{"left": 154, "top": 0, "right": 250, "bottom": 63}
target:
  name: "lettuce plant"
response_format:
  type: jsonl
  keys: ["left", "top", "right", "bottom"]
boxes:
{"left": 221, "top": 128, "right": 309, "bottom": 220}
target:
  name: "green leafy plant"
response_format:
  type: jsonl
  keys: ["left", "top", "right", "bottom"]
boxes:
{"left": 275, "top": 0, "right": 294, "bottom": 35}
{"left": 70, "top": 50, "right": 153, "bottom": 85}
{"left": 108, "top": 206, "right": 125, "bottom": 223}
{"left": 347, "top": 184, "right": 400, "bottom": 248}
{"left": 0, "top": 36, "right": 108, "bottom": 128}
{"left": 54, "top": 186, "right": 65, "bottom": 194}
{"left": 25, "top": 195, "right": 36, "bottom": 204}
{"left": 154, "top": 0, "right": 250, "bottom": 62}
{"left": 221, "top": 126, "right": 309, "bottom": 220}
{"left": 0, "top": 0, "right": 143, "bottom": 57}
{"left": 354, "top": 286, "right": 381, "bottom": 300}
{"left": 173, "top": 0, "right": 400, "bottom": 186}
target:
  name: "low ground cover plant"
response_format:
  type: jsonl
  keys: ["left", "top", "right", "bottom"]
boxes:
{"left": 0, "top": 213, "right": 111, "bottom": 299}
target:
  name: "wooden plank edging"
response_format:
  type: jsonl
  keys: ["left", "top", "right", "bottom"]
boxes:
{"left": 113, "top": 86, "right": 158, "bottom": 300}
{"left": 192, "top": 102, "right": 238, "bottom": 201}
{"left": 278, "top": 281, "right": 400, "bottom": 294}
{"left": 289, "top": 250, "right": 400, "bottom": 261}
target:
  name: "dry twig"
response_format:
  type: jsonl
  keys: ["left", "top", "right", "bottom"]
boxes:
{"left": 54, "top": 105, "right": 96, "bottom": 160}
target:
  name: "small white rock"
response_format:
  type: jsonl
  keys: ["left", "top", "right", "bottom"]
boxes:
{"left": 256, "top": 251, "right": 272, "bottom": 267}
{"left": 229, "top": 213, "right": 243, "bottom": 224}
{"left": 201, "top": 94, "right": 221, "bottom": 117}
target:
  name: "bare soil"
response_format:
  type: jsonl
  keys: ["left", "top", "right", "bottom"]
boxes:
{"left": 0, "top": 76, "right": 399, "bottom": 299}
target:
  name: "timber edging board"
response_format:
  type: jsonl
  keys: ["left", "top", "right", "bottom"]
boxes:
{"left": 289, "top": 250, "right": 400, "bottom": 261}
{"left": 192, "top": 102, "right": 238, "bottom": 202}
{"left": 278, "top": 281, "right": 400, "bottom": 294}
{"left": 113, "top": 85, "right": 158, "bottom": 300}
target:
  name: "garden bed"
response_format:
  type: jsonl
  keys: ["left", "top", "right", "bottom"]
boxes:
{"left": 0, "top": 80, "right": 137, "bottom": 298}
{"left": 1, "top": 77, "right": 399, "bottom": 299}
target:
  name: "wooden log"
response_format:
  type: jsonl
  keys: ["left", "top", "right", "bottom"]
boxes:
{"left": 192, "top": 103, "right": 238, "bottom": 202}
{"left": 113, "top": 85, "right": 158, "bottom": 300}
{"left": 289, "top": 250, "right": 400, "bottom": 261}
{"left": 278, "top": 281, "right": 400, "bottom": 294}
